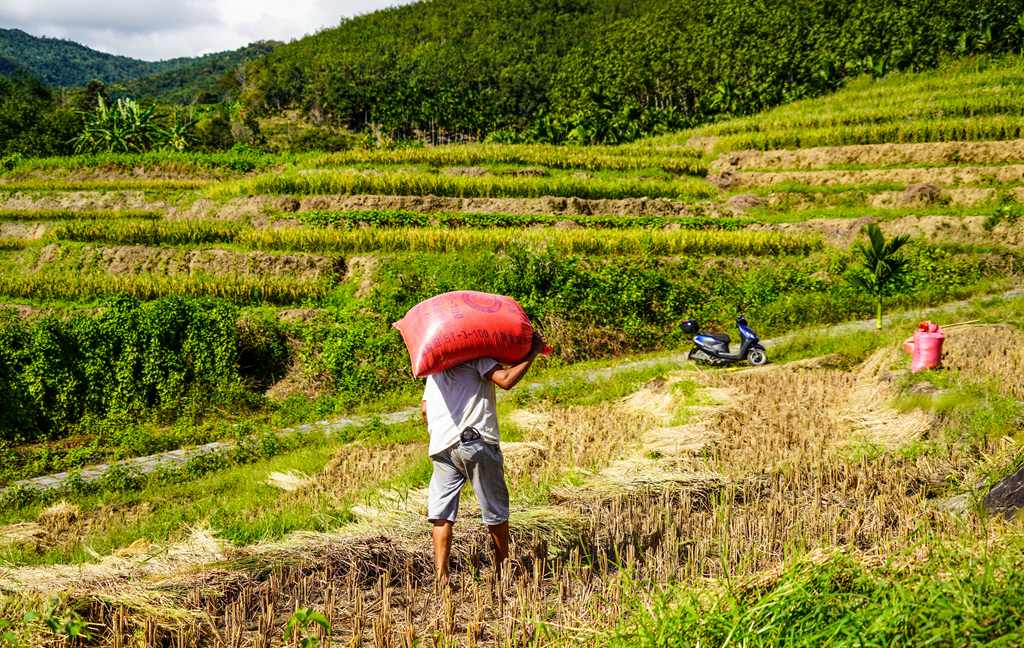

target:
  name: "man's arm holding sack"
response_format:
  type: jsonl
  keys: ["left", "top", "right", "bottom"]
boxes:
{"left": 419, "top": 331, "right": 546, "bottom": 428}
{"left": 486, "top": 332, "right": 546, "bottom": 390}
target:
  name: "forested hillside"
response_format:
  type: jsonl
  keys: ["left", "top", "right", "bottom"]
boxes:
{"left": 0, "top": 28, "right": 273, "bottom": 89}
{"left": 243, "top": 0, "right": 1024, "bottom": 143}
{"left": 0, "top": 56, "right": 21, "bottom": 77}
{"left": 3, "top": 0, "right": 1024, "bottom": 157}
{"left": 118, "top": 41, "right": 279, "bottom": 104}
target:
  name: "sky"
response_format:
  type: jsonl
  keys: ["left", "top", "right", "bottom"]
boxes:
{"left": 0, "top": 0, "right": 415, "bottom": 60}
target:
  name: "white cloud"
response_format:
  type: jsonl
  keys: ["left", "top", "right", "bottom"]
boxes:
{"left": 0, "top": 0, "right": 415, "bottom": 60}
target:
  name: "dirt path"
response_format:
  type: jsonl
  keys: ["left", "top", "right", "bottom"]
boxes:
{"left": 714, "top": 139, "right": 1024, "bottom": 171}
{"left": 756, "top": 214, "right": 1024, "bottom": 248}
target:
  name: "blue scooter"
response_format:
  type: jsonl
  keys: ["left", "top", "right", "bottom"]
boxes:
{"left": 681, "top": 316, "right": 767, "bottom": 366}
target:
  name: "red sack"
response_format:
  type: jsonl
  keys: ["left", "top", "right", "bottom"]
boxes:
{"left": 393, "top": 291, "right": 539, "bottom": 377}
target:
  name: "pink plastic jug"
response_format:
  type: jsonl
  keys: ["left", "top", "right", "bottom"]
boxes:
{"left": 906, "top": 321, "right": 945, "bottom": 373}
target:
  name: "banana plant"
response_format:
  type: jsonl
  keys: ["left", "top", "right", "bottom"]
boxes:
{"left": 74, "top": 96, "right": 164, "bottom": 154}
{"left": 164, "top": 109, "right": 196, "bottom": 152}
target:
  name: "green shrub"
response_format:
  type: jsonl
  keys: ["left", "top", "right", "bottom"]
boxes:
{"left": 0, "top": 296, "right": 247, "bottom": 443}
{"left": 316, "top": 316, "right": 410, "bottom": 405}
{"left": 236, "top": 312, "right": 291, "bottom": 391}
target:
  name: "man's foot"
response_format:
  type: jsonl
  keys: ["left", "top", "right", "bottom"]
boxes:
{"left": 435, "top": 572, "right": 463, "bottom": 594}
{"left": 502, "top": 557, "right": 528, "bottom": 580}
{"left": 435, "top": 572, "right": 450, "bottom": 593}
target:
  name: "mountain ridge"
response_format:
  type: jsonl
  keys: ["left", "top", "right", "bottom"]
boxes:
{"left": 0, "top": 27, "right": 275, "bottom": 90}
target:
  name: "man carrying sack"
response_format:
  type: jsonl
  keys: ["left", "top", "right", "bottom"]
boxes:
{"left": 421, "top": 331, "right": 546, "bottom": 588}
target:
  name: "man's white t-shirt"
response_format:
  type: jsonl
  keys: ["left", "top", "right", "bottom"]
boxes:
{"left": 424, "top": 357, "right": 500, "bottom": 456}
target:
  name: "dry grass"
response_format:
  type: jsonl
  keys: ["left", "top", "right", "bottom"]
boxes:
{"left": 318, "top": 443, "right": 423, "bottom": 502}
{"left": 0, "top": 522, "right": 48, "bottom": 551}
{"left": 836, "top": 349, "right": 936, "bottom": 450}
{"left": 264, "top": 471, "right": 314, "bottom": 492}
{"left": 942, "top": 324, "right": 1024, "bottom": 398}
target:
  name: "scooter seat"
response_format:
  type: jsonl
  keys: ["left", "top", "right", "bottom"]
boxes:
{"left": 700, "top": 331, "right": 730, "bottom": 344}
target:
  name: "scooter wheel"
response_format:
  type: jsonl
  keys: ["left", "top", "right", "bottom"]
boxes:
{"left": 747, "top": 348, "right": 768, "bottom": 366}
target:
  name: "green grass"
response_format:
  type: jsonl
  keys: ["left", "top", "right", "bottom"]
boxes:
{"left": 0, "top": 178, "right": 212, "bottom": 191}
{"left": 0, "top": 238, "right": 31, "bottom": 250}
{"left": 0, "top": 417, "right": 430, "bottom": 562}
{"left": 0, "top": 441, "right": 405, "bottom": 566}
{"left": 0, "top": 356, "right": 675, "bottom": 567}
{"left": 610, "top": 539, "right": 1024, "bottom": 647}
{"left": 1, "top": 150, "right": 284, "bottom": 175}
{"left": 744, "top": 203, "right": 1001, "bottom": 225}
{"left": 897, "top": 373, "right": 1024, "bottom": 454}
{"left": 1, "top": 417, "right": 237, "bottom": 486}
{"left": 2, "top": 145, "right": 708, "bottom": 179}
{"left": 769, "top": 291, "right": 1024, "bottom": 366}
{"left": 740, "top": 159, "right": 1024, "bottom": 173}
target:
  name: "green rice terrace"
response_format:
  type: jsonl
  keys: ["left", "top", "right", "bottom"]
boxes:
{"left": 2, "top": 55, "right": 1024, "bottom": 646}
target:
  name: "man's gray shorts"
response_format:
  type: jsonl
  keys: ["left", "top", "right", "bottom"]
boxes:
{"left": 428, "top": 439, "right": 509, "bottom": 526}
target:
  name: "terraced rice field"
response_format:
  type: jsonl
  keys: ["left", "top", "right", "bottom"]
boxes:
{"left": 2, "top": 56, "right": 1024, "bottom": 646}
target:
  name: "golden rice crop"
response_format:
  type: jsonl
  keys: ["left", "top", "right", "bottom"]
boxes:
{"left": 0, "top": 209, "right": 161, "bottom": 222}
{"left": 0, "top": 271, "right": 328, "bottom": 305}
{"left": 53, "top": 219, "right": 819, "bottom": 256}
{"left": 55, "top": 219, "right": 242, "bottom": 246}
{"left": 715, "top": 115, "right": 1024, "bottom": 151}
{"left": 309, "top": 142, "right": 708, "bottom": 175}
{"left": 703, "top": 94, "right": 1024, "bottom": 138}
{"left": 0, "top": 237, "right": 31, "bottom": 250}
{"left": 216, "top": 169, "right": 717, "bottom": 200}
{"left": 239, "top": 225, "right": 821, "bottom": 256}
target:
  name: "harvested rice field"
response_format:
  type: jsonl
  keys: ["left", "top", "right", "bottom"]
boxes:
{"left": 4, "top": 309, "right": 1024, "bottom": 646}
{"left": 3, "top": 55, "right": 1024, "bottom": 646}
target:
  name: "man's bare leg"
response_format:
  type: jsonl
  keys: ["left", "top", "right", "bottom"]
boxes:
{"left": 488, "top": 521, "right": 510, "bottom": 576}
{"left": 432, "top": 520, "right": 454, "bottom": 588}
